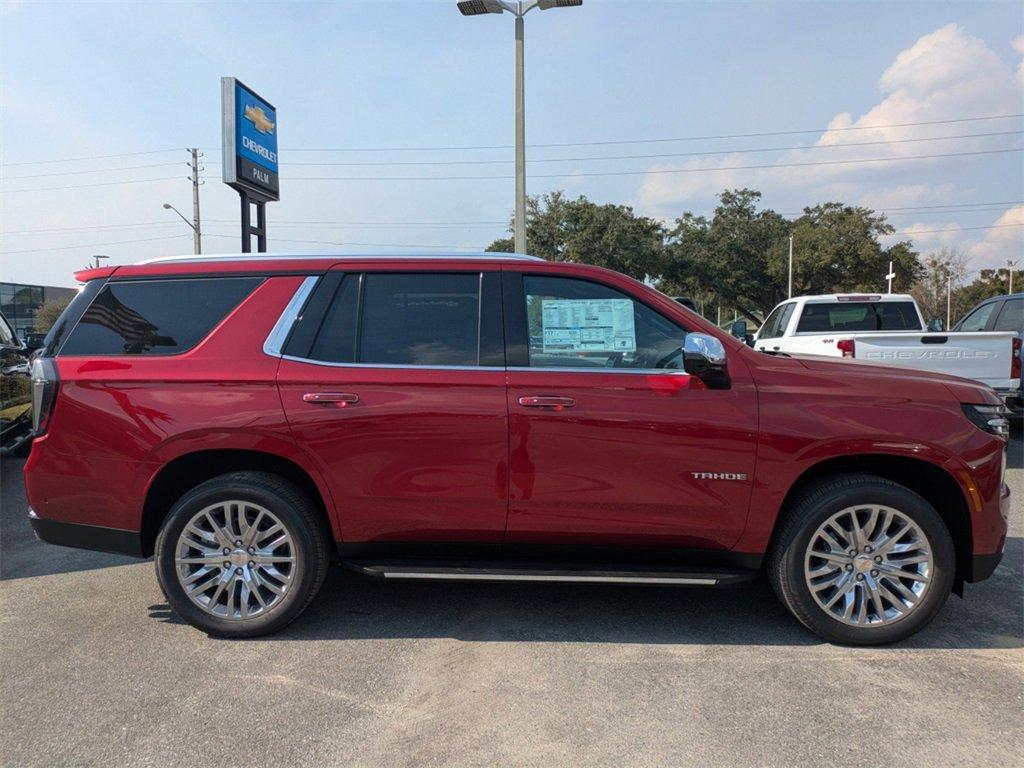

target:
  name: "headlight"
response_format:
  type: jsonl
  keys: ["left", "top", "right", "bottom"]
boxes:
{"left": 961, "top": 403, "right": 1010, "bottom": 441}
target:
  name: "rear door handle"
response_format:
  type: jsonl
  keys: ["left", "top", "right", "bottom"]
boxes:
{"left": 303, "top": 392, "right": 359, "bottom": 405}
{"left": 518, "top": 395, "right": 575, "bottom": 409}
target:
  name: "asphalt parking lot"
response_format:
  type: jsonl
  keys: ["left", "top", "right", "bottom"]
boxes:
{"left": 1, "top": 439, "right": 1021, "bottom": 768}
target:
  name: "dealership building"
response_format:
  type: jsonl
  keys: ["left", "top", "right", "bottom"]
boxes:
{"left": 0, "top": 282, "right": 77, "bottom": 339}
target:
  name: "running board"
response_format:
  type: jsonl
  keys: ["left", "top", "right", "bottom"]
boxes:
{"left": 343, "top": 560, "right": 756, "bottom": 587}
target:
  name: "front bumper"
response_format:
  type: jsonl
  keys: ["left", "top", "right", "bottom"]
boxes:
{"left": 29, "top": 508, "right": 144, "bottom": 558}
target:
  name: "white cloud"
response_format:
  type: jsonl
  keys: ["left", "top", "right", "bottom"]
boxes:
{"left": 967, "top": 205, "right": 1024, "bottom": 270}
{"left": 637, "top": 23, "right": 1022, "bottom": 211}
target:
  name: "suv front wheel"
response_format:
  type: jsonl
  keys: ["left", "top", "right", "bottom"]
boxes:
{"left": 155, "top": 471, "right": 329, "bottom": 637}
{"left": 768, "top": 474, "right": 955, "bottom": 645}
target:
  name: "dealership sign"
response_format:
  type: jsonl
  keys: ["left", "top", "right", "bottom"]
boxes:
{"left": 221, "top": 77, "right": 279, "bottom": 201}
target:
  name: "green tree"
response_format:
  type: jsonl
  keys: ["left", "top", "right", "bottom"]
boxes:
{"left": 663, "top": 190, "right": 922, "bottom": 323}
{"left": 33, "top": 296, "right": 72, "bottom": 333}
{"left": 951, "top": 270, "right": 1008, "bottom": 325}
{"left": 486, "top": 191, "right": 667, "bottom": 280}
{"left": 910, "top": 249, "right": 968, "bottom": 327}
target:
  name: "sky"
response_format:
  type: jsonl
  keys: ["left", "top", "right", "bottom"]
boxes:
{"left": 1, "top": 0, "right": 1022, "bottom": 288}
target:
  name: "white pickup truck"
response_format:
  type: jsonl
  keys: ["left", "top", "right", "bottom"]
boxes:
{"left": 748, "top": 293, "right": 1021, "bottom": 403}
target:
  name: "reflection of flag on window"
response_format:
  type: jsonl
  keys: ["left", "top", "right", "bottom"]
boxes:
{"left": 79, "top": 288, "right": 176, "bottom": 353}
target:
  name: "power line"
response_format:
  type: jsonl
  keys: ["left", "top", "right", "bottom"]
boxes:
{"left": 3, "top": 162, "right": 185, "bottom": 180}
{"left": 214, "top": 112, "right": 1024, "bottom": 152}
{"left": 0, "top": 234, "right": 189, "bottom": 255}
{"left": 4, "top": 113, "right": 1021, "bottom": 166}
{"left": 889, "top": 222, "right": 1023, "bottom": 237}
{"left": 281, "top": 130, "right": 1022, "bottom": 167}
{"left": 204, "top": 231, "right": 487, "bottom": 249}
{"left": 0, "top": 176, "right": 184, "bottom": 194}
{"left": 284, "top": 147, "right": 1022, "bottom": 181}
{"left": 1, "top": 148, "right": 182, "bottom": 167}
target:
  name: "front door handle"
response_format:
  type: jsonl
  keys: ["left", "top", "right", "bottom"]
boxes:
{"left": 518, "top": 395, "right": 575, "bottom": 409}
{"left": 303, "top": 392, "right": 359, "bottom": 405}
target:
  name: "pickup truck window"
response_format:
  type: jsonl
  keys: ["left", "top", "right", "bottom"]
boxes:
{"left": 523, "top": 275, "right": 687, "bottom": 370}
{"left": 759, "top": 302, "right": 795, "bottom": 339}
{"left": 993, "top": 298, "right": 1022, "bottom": 332}
{"left": 795, "top": 301, "right": 919, "bottom": 333}
{"left": 958, "top": 302, "right": 999, "bottom": 332}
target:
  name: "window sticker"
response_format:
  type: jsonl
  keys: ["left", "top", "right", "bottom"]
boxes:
{"left": 540, "top": 298, "right": 636, "bottom": 352}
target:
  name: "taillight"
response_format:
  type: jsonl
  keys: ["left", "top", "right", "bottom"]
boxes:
{"left": 836, "top": 339, "right": 855, "bottom": 358}
{"left": 1012, "top": 337, "right": 1021, "bottom": 380}
{"left": 30, "top": 357, "right": 59, "bottom": 436}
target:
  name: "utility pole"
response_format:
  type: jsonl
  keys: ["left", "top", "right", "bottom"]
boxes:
{"left": 188, "top": 148, "right": 203, "bottom": 254}
{"left": 787, "top": 234, "right": 794, "bottom": 299}
{"left": 886, "top": 260, "right": 896, "bottom": 294}
{"left": 1007, "top": 259, "right": 1018, "bottom": 294}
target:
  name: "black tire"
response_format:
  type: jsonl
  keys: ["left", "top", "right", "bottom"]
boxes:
{"left": 155, "top": 471, "right": 329, "bottom": 638}
{"left": 767, "top": 474, "right": 955, "bottom": 645}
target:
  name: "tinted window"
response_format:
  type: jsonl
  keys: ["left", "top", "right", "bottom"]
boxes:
{"left": 307, "top": 275, "right": 360, "bottom": 363}
{"left": 523, "top": 275, "right": 687, "bottom": 370}
{"left": 958, "top": 302, "right": 998, "bottom": 332}
{"left": 796, "top": 301, "right": 919, "bottom": 333}
{"left": 60, "top": 277, "right": 261, "bottom": 355}
{"left": 0, "top": 314, "right": 15, "bottom": 346}
{"left": 759, "top": 302, "right": 795, "bottom": 339}
{"left": 358, "top": 273, "right": 480, "bottom": 366}
{"left": 993, "top": 299, "right": 1023, "bottom": 332}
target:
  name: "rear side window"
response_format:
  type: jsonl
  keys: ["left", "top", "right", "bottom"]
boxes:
{"left": 59, "top": 277, "right": 261, "bottom": 356}
{"left": 796, "top": 301, "right": 919, "bottom": 333}
{"left": 993, "top": 299, "right": 1022, "bottom": 332}
{"left": 759, "top": 302, "right": 795, "bottom": 340}
{"left": 360, "top": 273, "right": 480, "bottom": 366}
{"left": 957, "top": 302, "right": 998, "bottom": 332}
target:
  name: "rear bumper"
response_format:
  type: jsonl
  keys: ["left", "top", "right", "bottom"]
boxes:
{"left": 28, "top": 509, "right": 144, "bottom": 558}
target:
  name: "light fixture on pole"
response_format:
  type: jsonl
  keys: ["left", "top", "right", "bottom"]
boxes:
{"left": 163, "top": 203, "right": 201, "bottom": 255}
{"left": 91, "top": 254, "right": 109, "bottom": 269}
{"left": 1007, "top": 259, "right": 1018, "bottom": 294}
{"left": 457, "top": 0, "right": 583, "bottom": 255}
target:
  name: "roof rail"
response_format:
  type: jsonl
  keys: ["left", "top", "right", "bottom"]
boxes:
{"left": 137, "top": 251, "right": 544, "bottom": 265}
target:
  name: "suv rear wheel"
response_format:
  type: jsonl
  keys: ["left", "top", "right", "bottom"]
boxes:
{"left": 768, "top": 474, "right": 955, "bottom": 645}
{"left": 155, "top": 472, "right": 329, "bottom": 637}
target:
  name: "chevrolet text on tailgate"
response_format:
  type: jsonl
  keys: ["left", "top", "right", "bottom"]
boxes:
{"left": 24, "top": 254, "right": 1010, "bottom": 644}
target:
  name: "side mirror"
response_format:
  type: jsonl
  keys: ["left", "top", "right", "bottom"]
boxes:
{"left": 926, "top": 317, "right": 945, "bottom": 332}
{"left": 729, "top": 320, "right": 747, "bottom": 340}
{"left": 682, "top": 333, "right": 730, "bottom": 389}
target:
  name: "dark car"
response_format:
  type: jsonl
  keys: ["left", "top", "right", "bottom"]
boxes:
{"left": 0, "top": 310, "right": 35, "bottom": 456}
{"left": 954, "top": 293, "right": 1023, "bottom": 416}
{"left": 24, "top": 253, "right": 1010, "bottom": 644}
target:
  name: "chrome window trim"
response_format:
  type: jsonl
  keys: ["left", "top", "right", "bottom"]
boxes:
{"left": 275, "top": 356, "right": 690, "bottom": 376}
{"left": 507, "top": 366, "right": 690, "bottom": 376}
{"left": 263, "top": 276, "right": 320, "bottom": 357}
{"left": 279, "top": 355, "right": 504, "bottom": 372}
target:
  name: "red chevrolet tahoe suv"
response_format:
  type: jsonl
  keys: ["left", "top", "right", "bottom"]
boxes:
{"left": 24, "top": 253, "right": 1010, "bottom": 644}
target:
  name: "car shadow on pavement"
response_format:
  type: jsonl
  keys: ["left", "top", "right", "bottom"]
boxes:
{"left": 144, "top": 537, "right": 1023, "bottom": 649}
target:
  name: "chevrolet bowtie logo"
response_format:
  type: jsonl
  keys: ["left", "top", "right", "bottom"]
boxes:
{"left": 243, "top": 105, "right": 275, "bottom": 135}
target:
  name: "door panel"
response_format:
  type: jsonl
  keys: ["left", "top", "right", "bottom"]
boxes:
{"left": 279, "top": 362, "right": 508, "bottom": 542}
{"left": 501, "top": 269, "right": 759, "bottom": 549}
{"left": 505, "top": 368, "right": 758, "bottom": 549}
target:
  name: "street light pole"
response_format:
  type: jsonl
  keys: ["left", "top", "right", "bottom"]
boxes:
{"left": 787, "top": 234, "right": 793, "bottom": 299}
{"left": 457, "top": 0, "right": 582, "bottom": 255}
{"left": 92, "top": 254, "right": 109, "bottom": 269}
{"left": 162, "top": 203, "right": 200, "bottom": 255}
{"left": 514, "top": 13, "right": 527, "bottom": 254}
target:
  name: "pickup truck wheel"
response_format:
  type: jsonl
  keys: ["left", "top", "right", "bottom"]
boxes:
{"left": 155, "top": 472, "right": 329, "bottom": 638}
{"left": 768, "top": 475, "right": 955, "bottom": 645}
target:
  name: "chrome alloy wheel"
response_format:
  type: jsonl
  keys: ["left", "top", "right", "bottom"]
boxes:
{"left": 804, "top": 505, "right": 933, "bottom": 627}
{"left": 175, "top": 501, "right": 296, "bottom": 621}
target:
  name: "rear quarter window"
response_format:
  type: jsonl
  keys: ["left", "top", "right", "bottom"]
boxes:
{"left": 59, "top": 277, "right": 262, "bottom": 356}
{"left": 796, "top": 301, "right": 919, "bottom": 333}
